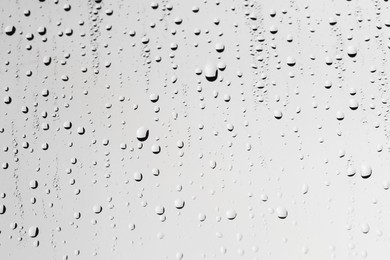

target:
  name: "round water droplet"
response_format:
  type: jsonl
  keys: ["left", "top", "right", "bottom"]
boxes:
{"left": 151, "top": 144, "right": 161, "bottom": 154}
{"left": 274, "top": 110, "right": 283, "bottom": 119}
{"left": 347, "top": 166, "right": 356, "bottom": 177}
{"left": 204, "top": 63, "right": 218, "bottom": 81}
{"left": 174, "top": 199, "right": 185, "bottom": 209}
{"left": 0, "top": 204, "right": 6, "bottom": 214}
{"left": 198, "top": 213, "right": 206, "bottom": 221}
{"left": 349, "top": 99, "right": 359, "bottom": 110}
{"left": 28, "top": 226, "right": 39, "bottom": 238}
{"left": 4, "top": 96, "right": 11, "bottom": 104}
{"left": 276, "top": 207, "right": 288, "bottom": 219}
{"left": 63, "top": 121, "right": 72, "bottom": 129}
{"left": 93, "top": 205, "right": 102, "bottom": 214}
{"left": 133, "top": 172, "right": 143, "bottom": 182}
{"left": 136, "top": 126, "right": 149, "bottom": 141}
{"left": 217, "top": 62, "right": 226, "bottom": 71}
{"left": 210, "top": 160, "right": 216, "bottom": 169}
{"left": 29, "top": 180, "right": 38, "bottom": 189}
{"left": 149, "top": 93, "right": 159, "bottom": 102}
{"left": 329, "top": 17, "right": 337, "bottom": 25}
{"left": 256, "top": 81, "right": 265, "bottom": 89}
{"left": 383, "top": 181, "right": 390, "bottom": 190}
{"left": 226, "top": 209, "right": 237, "bottom": 220}
{"left": 286, "top": 56, "right": 296, "bottom": 66}
{"left": 151, "top": 2, "right": 159, "bottom": 9}
{"left": 43, "top": 56, "right": 51, "bottom": 66}
{"left": 336, "top": 111, "right": 345, "bottom": 120}
{"left": 347, "top": 45, "right": 357, "bottom": 57}
{"left": 128, "top": 223, "right": 136, "bottom": 230}
{"left": 5, "top": 25, "right": 15, "bottom": 36}
{"left": 324, "top": 81, "right": 332, "bottom": 89}
{"left": 360, "top": 164, "right": 372, "bottom": 178}
{"left": 152, "top": 168, "right": 160, "bottom": 176}
{"left": 77, "top": 127, "right": 85, "bottom": 135}
{"left": 215, "top": 43, "right": 225, "bottom": 52}
{"left": 155, "top": 205, "right": 165, "bottom": 215}
{"left": 269, "top": 25, "right": 278, "bottom": 34}
{"left": 361, "top": 223, "right": 370, "bottom": 234}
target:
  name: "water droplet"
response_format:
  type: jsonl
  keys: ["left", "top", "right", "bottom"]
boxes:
{"left": 28, "top": 226, "right": 39, "bottom": 238}
{"left": 204, "top": 63, "right": 218, "bottom": 81}
{"left": 360, "top": 164, "right": 372, "bottom": 179}
{"left": 226, "top": 209, "right": 237, "bottom": 220}
{"left": 136, "top": 126, "right": 149, "bottom": 141}
{"left": 276, "top": 207, "right": 288, "bottom": 219}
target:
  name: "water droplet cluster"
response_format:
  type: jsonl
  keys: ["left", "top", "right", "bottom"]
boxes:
{"left": 0, "top": 0, "right": 389, "bottom": 259}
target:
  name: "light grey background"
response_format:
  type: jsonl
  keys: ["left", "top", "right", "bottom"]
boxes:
{"left": 1, "top": 0, "right": 390, "bottom": 259}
